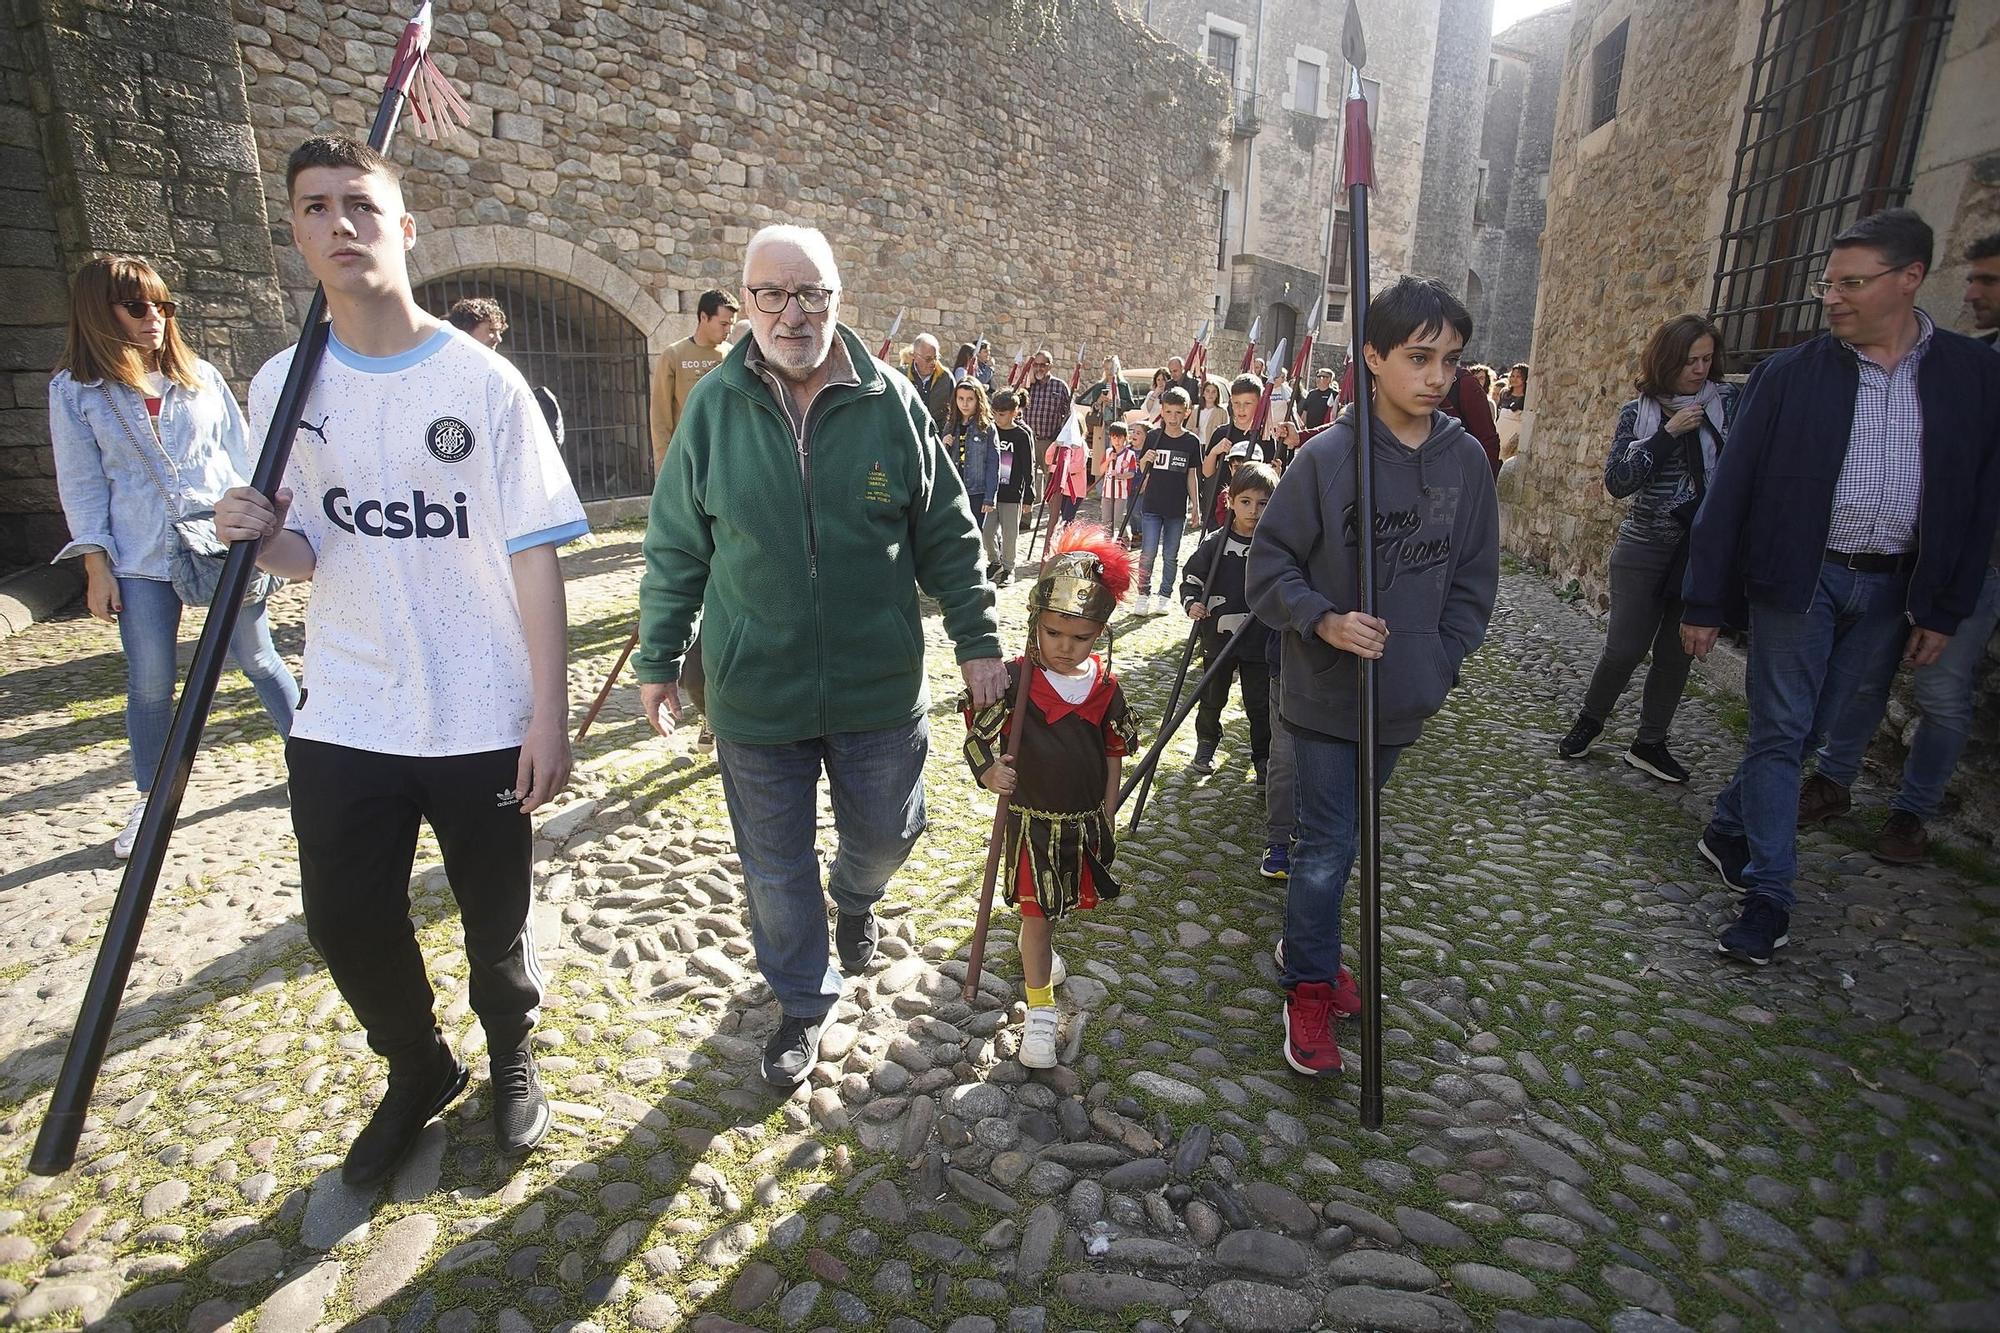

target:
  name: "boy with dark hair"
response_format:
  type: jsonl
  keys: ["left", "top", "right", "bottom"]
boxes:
{"left": 1132, "top": 386, "right": 1203, "bottom": 614}
{"left": 1181, "top": 461, "right": 1278, "bottom": 779}
{"left": 215, "top": 134, "right": 587, "bottom": 1185}
{"left": 1201, "top": 373, "right": 1277, "bottom": 526}
{"left": 446, "top": 297, "right": 508, "bottom": 345}
{"left": 1247, "top": 276, "right": 1499, "bottom": 1077}
{"left": 988, "top": 387, "right": 1036, "bottom": 582}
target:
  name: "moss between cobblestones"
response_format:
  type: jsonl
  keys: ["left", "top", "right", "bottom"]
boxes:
{"left": 4, "top": 543, "right": 1997, "bottom": 1330}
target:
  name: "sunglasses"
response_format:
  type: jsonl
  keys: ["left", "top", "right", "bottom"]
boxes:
{"left": 113, "top": 299, "right": 177, "bottom": 319}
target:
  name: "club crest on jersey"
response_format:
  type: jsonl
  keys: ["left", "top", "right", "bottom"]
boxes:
{"left": 426, "top": 416, "right": 475, "bottom": 463}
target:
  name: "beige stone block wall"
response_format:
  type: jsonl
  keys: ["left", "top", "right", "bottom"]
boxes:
{"left": 234, "top": 0, "right": 1228, "bottom": 370}
{"left": 1515, "top": 0, "right": 1757, "bottom": 604}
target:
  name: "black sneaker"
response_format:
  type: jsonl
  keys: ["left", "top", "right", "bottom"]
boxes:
{"left": 1188, "top": 750, "right": 1215, "bottom": 776}
{"left": 1696, "top": 828, "right": 1752, "bottom": 893}
{"left": 342, "top": 1043, "right": 470, "bottom": 1189}
{"left": 1557, "top": 713, "right": 1602, "bottom": 759}
{"left": 835, "top": 909, "right": 878, "bottom": 973}
{"left": 1717, "top": 896, "right": 1790, "bottom": 965}
{"left": 762, "top": 1012, "right": 831, "bottom": 1089}
{"left": 1624, "top": 741, "right": 1688, "bottom": 783}
{"left": 490, "top": 1042, "right": 550, "bottom": 1155}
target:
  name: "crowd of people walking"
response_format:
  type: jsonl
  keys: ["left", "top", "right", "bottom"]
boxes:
{"left": 42, "top": 144, "right": 2000, "bottom": 1188}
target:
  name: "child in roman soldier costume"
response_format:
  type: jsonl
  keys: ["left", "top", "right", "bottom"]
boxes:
{"left": 962, "top": 526, "right": 1138, "bottom": 1070}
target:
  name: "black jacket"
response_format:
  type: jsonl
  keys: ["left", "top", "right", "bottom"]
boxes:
{"left": 1682, "top": 324, "right": 2000, "bottom": 635}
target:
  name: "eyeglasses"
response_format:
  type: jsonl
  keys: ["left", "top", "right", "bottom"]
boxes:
{"left": 1809, "top": 268, "right": 1903, "bottom": 298}
{"left": 113, "top": 299, "right": 177, "bottom": 319}
{"left": 746, "top": 285, "right": 835, "bottom": 315}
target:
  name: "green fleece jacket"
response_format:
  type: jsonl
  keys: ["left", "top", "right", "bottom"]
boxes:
{"left": 636, "top": 324, "right": 1001, "bottom": 744}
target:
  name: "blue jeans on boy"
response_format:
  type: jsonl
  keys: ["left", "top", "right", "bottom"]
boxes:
{"left": 1137, "top": 510, "right": 1186, "bottom": 599}
{"left": 1281, "top": 730, "right": 1403, "bottom": 986}
{"left": 1811, "top": 565, "right": 2000, "bottom": 819}
{"left": 714, "top": 717, "right": 929, "bottom": 1018}
{"left": 117, "top": 575, "right": 297, "bottom": 792}
{"left": 1706, "top": 563, "right": 1911, "bottom": 909}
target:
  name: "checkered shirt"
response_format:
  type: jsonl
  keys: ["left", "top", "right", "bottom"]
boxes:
{"left": 1022, "top": 375, "right": 1074, "bottom": 443}
{"left": 1828, "top": 311, "right": 1932, "bottom": 555}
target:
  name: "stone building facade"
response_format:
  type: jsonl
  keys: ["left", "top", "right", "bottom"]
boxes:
{"left": 0, "top": 0, "right": 1227, "bottom": 573}
{"left": 1466, "top": 3, "right": 1568, "bottom": 368}
{"left": 1509, "top": 0, "right": 2000, "bottom": 787}
{"left": 1133, "top": 0, "right": 1490, "bottom": 373}
{"left": 1406, "top": 0, "right": 1498, "bottom": 305}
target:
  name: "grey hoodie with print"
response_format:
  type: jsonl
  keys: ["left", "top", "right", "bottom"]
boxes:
{"left": 1246, "top": 406, "right": 1500, "bottom": 746}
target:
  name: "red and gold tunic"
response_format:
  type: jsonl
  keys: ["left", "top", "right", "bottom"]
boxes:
{"left": 963, "top": 655, "right": 1139, "bottom": 920}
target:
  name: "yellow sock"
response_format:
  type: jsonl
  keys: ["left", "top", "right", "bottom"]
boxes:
{"left": 1025, "top": 983, "right": 1055, "bottom": 1008}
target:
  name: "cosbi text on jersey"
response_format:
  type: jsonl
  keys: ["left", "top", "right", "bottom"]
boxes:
{"left": 323, "top": 488, "right": 471, "bottom": 539}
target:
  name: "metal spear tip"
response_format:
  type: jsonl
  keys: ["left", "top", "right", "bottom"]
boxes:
{"left": 1342, "top": 0, "right": 1367, "bottom": 71}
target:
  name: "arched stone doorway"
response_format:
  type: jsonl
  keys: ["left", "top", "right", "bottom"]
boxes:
{"left": 416, "top": 267, "right": 654, "bottom": 501}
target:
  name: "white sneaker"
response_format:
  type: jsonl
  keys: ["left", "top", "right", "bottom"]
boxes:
{"left": 113, "top": 800, "right": 146, "bottom": 860}
{"left": 1019, "top": 1007, "right": 1061, "bottom": 1069}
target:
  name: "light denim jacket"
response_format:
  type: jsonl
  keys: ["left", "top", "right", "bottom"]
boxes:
{"left": 49, "top": 359, "right": 255, "bottom": 580}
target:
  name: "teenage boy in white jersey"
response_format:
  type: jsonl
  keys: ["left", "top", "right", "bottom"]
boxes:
{"left": 215, "top": 136, "right": 587, "bottom": 1189}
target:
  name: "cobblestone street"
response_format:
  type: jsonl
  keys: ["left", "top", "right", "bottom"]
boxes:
{"left": 0, "top": 523, "right": 1995, "bottom": 1333}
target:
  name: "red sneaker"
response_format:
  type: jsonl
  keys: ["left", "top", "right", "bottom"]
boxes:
{"left": 1274, "top": 940, "right": 1363, "bottom": 1020}
{"left": 1283, "top": 982, "right": 1343, "bottom": 1076}
{"left": 1331, "top": 966, "right": 1362, "bottom": 1018}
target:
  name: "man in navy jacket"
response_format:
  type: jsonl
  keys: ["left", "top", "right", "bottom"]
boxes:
{"left": 1680, "top": 208, "right": 2000, "bottom": 965}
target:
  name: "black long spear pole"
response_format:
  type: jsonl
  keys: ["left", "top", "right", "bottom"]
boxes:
{"left": 30, "top": 2, "right": 463, "bottom": 1176}
{"left": 1339, "top": 29, "right": 1387, "bottom": 1128}
{"left": 1115, "top": 618, "right": 1253, "bottom": 811}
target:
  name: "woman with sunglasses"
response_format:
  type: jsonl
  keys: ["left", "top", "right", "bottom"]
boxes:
{"left": 48, "top": 255, "right": 299, "bottom": 859}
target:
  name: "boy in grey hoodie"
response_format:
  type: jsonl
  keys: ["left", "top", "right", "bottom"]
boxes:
{"left": 1247, "top": 277, "right": 1500, "bottom": 1078}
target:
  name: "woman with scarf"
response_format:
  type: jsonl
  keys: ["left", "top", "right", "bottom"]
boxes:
{"left": 1557, "top": 315, "right": 1738, "bottom": 783}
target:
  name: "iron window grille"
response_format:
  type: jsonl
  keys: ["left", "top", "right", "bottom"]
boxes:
{"left": 1588, "top": 21, "right": 1627, "bottom": 131}
{"left": 1708, "top": 0, "right": 1953, "bottom": 365}
{"left": 417, "top": 266, "right": 654, "bottom": 502}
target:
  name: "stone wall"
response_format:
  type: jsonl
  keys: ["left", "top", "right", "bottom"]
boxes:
{"left": 1515, "top": 0, "right": 2000, "bottom": 808}
{"left": 1468, "top": 3, "right": 1567, "bottom": 368}
{"left": 0, "top": 0, "right": 1227, "bottom": 572}
{"left": 233, "top": 0, "right": 1227, "bottom": 370}
{"left": 1, "top": 0, "right": 290, "bottom": 575}
{"left": 1511, "top": 0, "right": 1745, "bottom": 588}
{"left": 1407, "top": 0, "right": 1495, "bottom": 301}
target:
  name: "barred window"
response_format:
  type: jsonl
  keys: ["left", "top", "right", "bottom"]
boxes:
{"left": 1708, "top": 0, "right": 1952, "bottom": 364}
{"left": 419, "top": 267, "right": 654, "bottom": 501}
{"left": 1588, "top": 21, "right": 1627, "bottom": 131}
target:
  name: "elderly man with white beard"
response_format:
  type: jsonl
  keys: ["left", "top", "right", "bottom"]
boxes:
{"left": 636, "top": 224, "right": 1006, "bottom": 1087}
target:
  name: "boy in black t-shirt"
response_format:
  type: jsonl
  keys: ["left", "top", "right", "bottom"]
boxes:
{"left": 988, "top": 388, "right": 1037, "bottom": 583}
{"left": 1181, "top": 462, "right": 1277, "bottom": 779}
{"left": 1201, "top": 374, "right": 1277, "bottom": 527}
{"left": 1133, "top": 387, "right": 1202, "bottom": 614}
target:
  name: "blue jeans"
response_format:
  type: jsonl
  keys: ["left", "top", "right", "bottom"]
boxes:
{"left": 1708, "top": 563, "right": 1911, "bottom": 908}
{"left": 714, "top": 717, "right": 929, "bottom": 1017}
{"left": 1813, "top": 566, "right": 2000, "bottom": 819}
{"left": 117, "top": 576, "right": 298, "bottom": 793}
{"left": 1281, "top": 730, "right": 1403, "bottom": 986}
{"left": 1137, "top": 510, "right": 1186, "bottom": 599}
